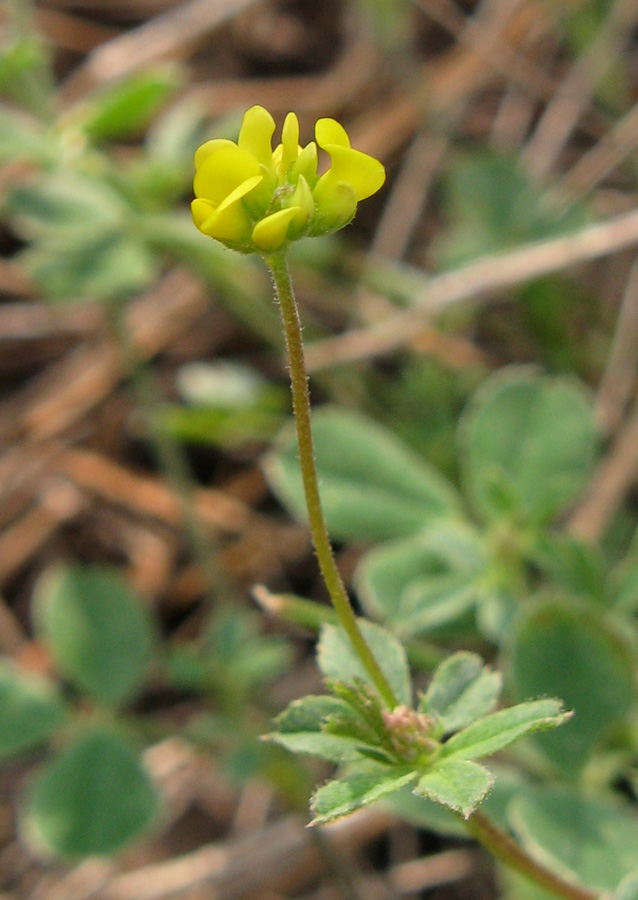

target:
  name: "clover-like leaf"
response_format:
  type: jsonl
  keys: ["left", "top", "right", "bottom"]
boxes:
{"left": 459, "top": 368, "right": 597, "bottom": 525}
{"left": 510, "top": 600, "right": 635, "bottom": 772}
{"left": 356, "top": 522, "right": 485, "bottom": 636}
{"left": 310, "top": 768, "right": 418, "bottom": 825}
{"left": 441, "top": 699, "right": 570, "bottom": 762}
{"left": 0, "top": 662, "right": 68, "bottom": 761}
{"left": 613, "top": 868, "right": 638, "bottom": 900}
{"left": 317, "top": 620, "right": 411, "bottom": 705}
{"left": 266, "top": 407, "right": 461, "bottom": 542}
{"left": 267, "top": 695, "right": 363, "bottom": 762}
{"left": 419, "top": 652, "right": 502, "bottom": 736}
{"left": 510, "top": 787, "right": 638, "bottom": 893}
{"left": 34, "top": 564, "right": 155, "bottom": 707}
{"left": 23, "top": 728, "right": 158, "bottom": 858}
{"left": 415, "top": 758, "right": 494, "bottom": 818}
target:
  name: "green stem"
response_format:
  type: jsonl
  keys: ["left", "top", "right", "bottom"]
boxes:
{"left": 266, "top": 254, "right": 599, "bottom": 900}
{"left": 464, "top": 811, "right": 600, "bottom": 900}
{"left": 266, "top": 251, "right": 397, "bottom": 708}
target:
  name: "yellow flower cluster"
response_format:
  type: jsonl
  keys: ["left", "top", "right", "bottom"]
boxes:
{"left": 191, "top": 105, "right": 385, "bottom": 254}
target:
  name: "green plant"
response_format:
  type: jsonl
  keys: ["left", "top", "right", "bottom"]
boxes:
{"left": 2, "top": 21, "right": 637, "bottom": 894}
{"left": 266, "top": 364, "right": 638, "bottom": 898}
{"left": 184, "top": 104, "right": 629, "bottom": 900}
{"left": 0, "top": 563, "right": 292, "bottom": 858}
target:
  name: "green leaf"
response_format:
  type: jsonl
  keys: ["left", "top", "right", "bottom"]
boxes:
{"left": 317, "top": 620, "right": 412, "bottom": 705}
{"left": 419, "top": 652, "right": 502, "bottom": 735}
{"left": 21, "top": 233, "right": 157, "bottom": 303}
{"left": 6, "top": 171, "right": 158, "bottom": 301}
{"left": 459, "top": 368, "right": 597, "bottom": 525}
{"left": 384, "top": 762, "right": 527, "bottom": 836}
{"left": 34, "top": 565, "right": 155, "bottom": 707}
{"left": 6, "top": 172, "right": 126, "bottom": 246}
{"left": 610, "top": 534, "right": 638, "bottom": 612}
{"left": 510, "top": 787, "right": 638, "bottom": 892}
{"left": 415, "top": 757, "right": 494, "bottom": 817}
{"left": 0, "top": 107, "right": 49, "bottom": 163}
{"left": 23, "top": 728, "right": 158, "bottom": 858}
{"left": 380, "top": 784, "right": 466, "bottom": 836}
{"left": 146, "top": 98, "right": 207, "bottom": 166}
{"left": 527, "top": 532, "right": 604, "bottom": 602}
{"left": 509, "top": 600, "right": 635, "bottom": 771}
{"left": 267, "top": 695, "right": 363, "bottom": 762}
{"left": 0, "top": 662, "right": 67, "bottom": 761}
{"left": 310, "top": 768, "right": 418, "bottom": 825}
{"left": 431, "top": 152, "right": 586, "bottom": 268}
{"left": 613, "top": 869, "right": 638, "bottom": 900}
{"left": 160, "top": 404, "right": 283, "bottom": 449}
{"left": 79, "top": 67, "right": 181, "bottom": 141}
{"left": 355, "top": 522, "right": 485, "bottom": 636}
{"left": 265, "top": 407, "right": 461, "bottom": 542}
{"left": 441, "top": 699, "right": 569, "bottom": 761}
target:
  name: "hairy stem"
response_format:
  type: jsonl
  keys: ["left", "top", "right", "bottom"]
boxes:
{"left": 464, "top": 810, "right": 600, "bottom": 900}
{"left": 266, "top": 251, "right": 397, "bottom": 708}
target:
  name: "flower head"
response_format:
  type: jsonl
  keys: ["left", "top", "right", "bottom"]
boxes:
{"left": 192, "top": 106, "right": 385, "bottom": 254}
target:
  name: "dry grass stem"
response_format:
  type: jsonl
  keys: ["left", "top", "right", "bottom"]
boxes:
{"left": 305, "top": 207, "right": 638, "bottom": 372}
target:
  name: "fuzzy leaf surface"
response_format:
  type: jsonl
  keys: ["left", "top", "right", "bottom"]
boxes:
{"left": 415, "top": 757, "right": 494, "bottom": 817}
{"left": 510, "top": 787, "right": 638, "bottom": 892}
{"left": 34, "top": 564, "right": 155, "bottom": 707}
{"left": 266, "top": 407, "right": 461, "bottom": 542}
{"left": 441, "top": 699, "right": 569, "bottom": 761}
{"left": 613, "top": 869, "right": 638, "bottom": 900}
{"left": 268, "top": 695, "right": 363, "bottom": 762}
{"left": 310, "top": 768, "right": 417, "bottom": 825}
{"left": 459, "top": 368, "right": 596, "bottom": 525}
{"left": 317, "top": 620, "right": 411, "bottom": 705}
{"left": 510, "top": 601, "right": 634, "bottom": 771}
{"left": 419, "top": 652, "right": 502, "bottom": 735}
{"left": 355, "top": 522, "right": 485, "bottom": 636}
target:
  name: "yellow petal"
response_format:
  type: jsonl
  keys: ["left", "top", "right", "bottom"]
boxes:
{"left": 252, "top": 207, "right": 299, "bottom": 252}
{"left": 191, "top": 198, "right": 217, "bottom": 232}
{"left": 314, "top": 144, "right": 385, "bottom": 201}
{"left": 290, "top": 141, "right": 318, "bottom": 186}
{"left": 194, "top": 197, "right": 253, "bottom": 245}
{"left": 272, "top": 143, "right": 283, "bottom": 172}
{"left": 194, "top": 145, "right": 262, "bottom": 205}
{"left": 192, "top": 176, "right": 262, "bottom": 244}
{"left": 216, "top": 174, "right": 264, "bottom": 213}
{"left": 315, "top": 118, "right": 350, "bottom": 149}
{"left": 280, "top": 112, "right": 300, "bottom": 179}
{"left": 312, "top": 181, "right": 357, "bottom": 233}
{"left": 194, "top": 138, "right": 237, "bottom": 170}
{"left": 238, "top": 105, "right": 276, "bottom": 171}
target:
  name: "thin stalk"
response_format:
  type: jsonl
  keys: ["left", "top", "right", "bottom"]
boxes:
{"left": 266, "top": 254, "right": 600, "bottom": 900}
{"left": 464, "top": 811, "right": 600, "bottom": 900}
{"left": 266, "top": 251, "right": 397, "bottom": 708}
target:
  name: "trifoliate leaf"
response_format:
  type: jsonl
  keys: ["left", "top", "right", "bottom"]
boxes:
{"left": 415, "top": 758, "right": 494, "bottom": 818}
{"left": 441, "top": 699, "right": 570, "bottom": 761}
{"left": 0, "top": 662, "right": 67, "bottom": 761}
{"left": 310, "top": 768, "right": 418, "bottom": 825}
{"left": 267, "top": 695, "right": 363, "bottom": 762}
{"left": 317, "top": 620, "right": 411, "bottom": 705}
{"left": 419, "top": 652, "right": 502, "bottom": 735}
